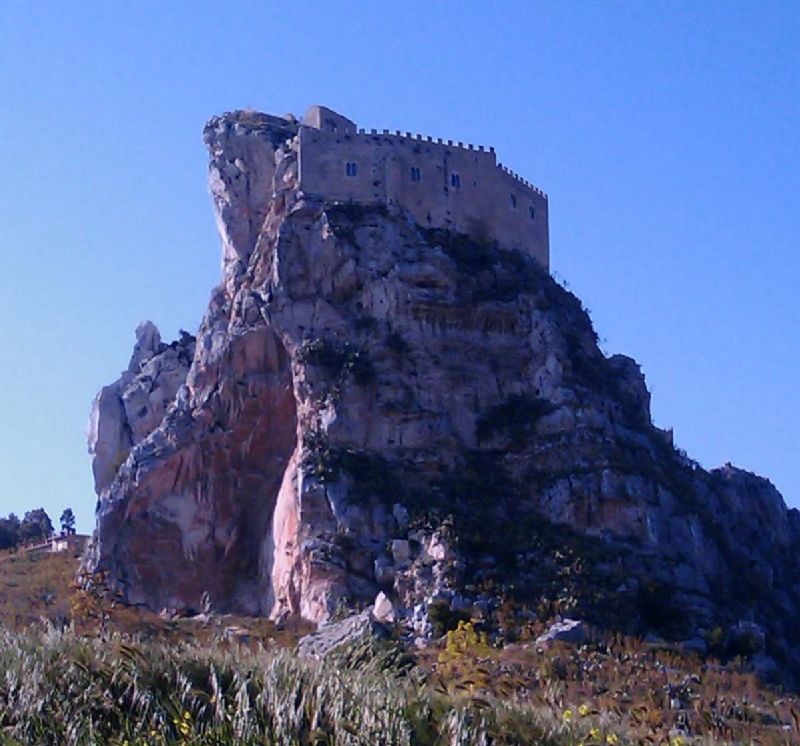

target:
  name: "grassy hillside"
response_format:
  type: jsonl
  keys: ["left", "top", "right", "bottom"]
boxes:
{"left": 2, "top": 550, "right": 800, "bottom": 744}
{"left": 0, "top": 547, "right": 81, "bottom": 629}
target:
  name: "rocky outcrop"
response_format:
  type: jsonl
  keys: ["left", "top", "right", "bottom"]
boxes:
{"left": 85, "top": 108, "right": 800, "bottom": 682}
{"left": 87, "top": 322, "right": 195, "bottom": 493}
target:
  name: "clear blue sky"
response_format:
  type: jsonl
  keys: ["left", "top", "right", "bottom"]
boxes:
{"left": 1, "top": 2, "right": 797, "bottom": 533}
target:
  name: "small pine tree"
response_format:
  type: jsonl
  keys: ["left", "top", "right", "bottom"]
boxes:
{"left": 60, "top": 508, "right": 76, "bottom": 535}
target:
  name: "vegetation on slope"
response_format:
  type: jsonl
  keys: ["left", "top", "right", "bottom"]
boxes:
{"left": 0, "top": 623, "right": 602, "bottom": 746}
{"left": 0, "top": 549, "right": 80, "bottom": 629}
{"left": 2, "top": 621, "right": 800, "bottom": 745}
{"left": 2, "top": 552, "right": 800, "bottom": 743}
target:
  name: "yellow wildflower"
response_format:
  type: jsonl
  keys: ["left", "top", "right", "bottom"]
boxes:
{"left": 672, "top": 738, "right": 685, "bottom": 746}
{"left": 606, "top": 734, "right": 619, "bottom": 746}
{"left": 589, "top": 727, "right": 600, "bottom": 740}
{"left": 173, "top": 714, "right": 191, "bottom": 737}
{"left": 578, "top": 703, "right": 591, "bottom": 717}
{"left": 563, "top": 708, "right": 574, "bottom": 723}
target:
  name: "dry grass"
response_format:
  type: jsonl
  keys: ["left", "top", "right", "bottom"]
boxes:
{"left": 0, "top": 625, "right": 593, "bottom": 745}
{"left": 0, "top": 549, "right": 80, "bottom": 629}
{"left": 3, "top": 553, "right": 800, "bottom": 743}
{"left": 422, "top": 622, "right": 800, "bottom": 745}
{"left": 0, "top": 549, "right": 312, "bottom": 647}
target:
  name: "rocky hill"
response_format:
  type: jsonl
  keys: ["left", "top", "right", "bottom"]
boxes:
{"left": 84, "top": 109, "right": 800, "bottom": 684}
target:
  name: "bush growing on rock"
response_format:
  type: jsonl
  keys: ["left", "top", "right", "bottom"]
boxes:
{"left": 475, "top": 393, "right": 554, "bottom": 445}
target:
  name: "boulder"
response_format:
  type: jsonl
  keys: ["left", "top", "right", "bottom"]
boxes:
{"left": 536, "top": 619, "right": 586, "bottom": 648}
{"left": 297, "top": 612, "right": 385, "bottom": 660}
{"left": 372, "top": 592, "right": 395, "bottom": 623}
{"left": 391, "top": 539, "right": 411, "bottom": 564}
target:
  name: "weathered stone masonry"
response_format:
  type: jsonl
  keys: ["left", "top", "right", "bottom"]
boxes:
{"left": 299, "top": 106, "right": 550, "bottom": 270}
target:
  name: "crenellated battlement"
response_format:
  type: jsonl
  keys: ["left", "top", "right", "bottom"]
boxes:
{"left": 497, "top": 162, "right": 547, "bottom": 199}
{"left": 294, "top": 106, "right": 549, "bottom": 270}
{"left": 350, "top": 128, "right": 549, "bottom": 201}
{"left": 357, "top": 127, "right": 497, "bottom": 155}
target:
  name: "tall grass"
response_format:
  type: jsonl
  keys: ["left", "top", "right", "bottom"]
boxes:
{"left": 4, "top": 621, "right": 795, "bottom": 744}
{"left": 0, "top": 625, "right": 575, "bottom": 746}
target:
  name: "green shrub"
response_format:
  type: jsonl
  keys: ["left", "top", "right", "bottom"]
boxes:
{"left": 637, "top": 581, "right": 686, "bottom": 637}
{"left": 476, "top": 394, "right": 554, "bottom": 444}
{"left": 303, "top": 439, "right": 402, "bottom": 502}
{"left": 422, "top": 228, "right": 544, "bottom": 303}
{"left": 428, "top": 600, "right": 471, "bottom": 639}
{"left": 297, "top": 338, "right": 375, "bottom": 386}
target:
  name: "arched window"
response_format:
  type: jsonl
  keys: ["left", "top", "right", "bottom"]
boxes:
{"left": 510, "top": 194, "right": 517, "bottom": 209}
{"left": 529, "top": 206, "right": 535, "bottom": 220}
{"left": 410, "top": 166, "right": 421, "bottom": 182}
{"left": 345, "top": 162, "right": 358, "bottom": 177}
{"left": 450, "top": 173, "right": 461, "bottom": 189}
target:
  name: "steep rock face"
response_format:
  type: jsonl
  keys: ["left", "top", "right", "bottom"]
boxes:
{"left": 85, "top": 110, "right": 800, "bottom": 679}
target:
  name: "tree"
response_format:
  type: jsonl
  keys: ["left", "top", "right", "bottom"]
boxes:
{"left": 60, "top": 508, "right": 76, "bottom": 535}
{"left": 0, "top": 523, "right": 15, "bottom": 550}
{"left": 0, "top": 513, "right": 21, "bottom": 550}
{"left": 19, "top": 508, "right": 53, "bottom": 543}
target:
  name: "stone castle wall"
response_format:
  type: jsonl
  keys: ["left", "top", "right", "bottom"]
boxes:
{"left": 297, "top": 106, "right": 549, "bottom": 270}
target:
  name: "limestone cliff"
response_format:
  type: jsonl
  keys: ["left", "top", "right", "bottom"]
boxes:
{"left": 88, "top": 322, "right": 195, "bottom": 494}
{"left": 85, "top": 109, "right": 800, "bottom": 681}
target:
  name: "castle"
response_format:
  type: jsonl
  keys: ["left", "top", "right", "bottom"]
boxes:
{"left": 298, "top": 106, "right": 550, "bottom": 270}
